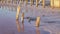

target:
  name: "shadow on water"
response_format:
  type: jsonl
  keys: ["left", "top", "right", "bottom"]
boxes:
{"left": 24, "top": 17, "right": 36, "bottom": 22}
{"left": 44, "top": 21, "right": 57, "bottom": 23}
{"left": 43, "top": 20, "right": 60, "bottom": 23}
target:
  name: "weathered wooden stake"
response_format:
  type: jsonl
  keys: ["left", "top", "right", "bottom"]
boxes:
{"left": 16, "top": 6, "right": 20, "bottom": 20}
{"left": 21, "top": 13, "right": 24, "bottom": 23}
{"left": 0, "top": 1, "right": 2, "bottom": 3}
{"left": 20, "top": 0, "right": 21, "bottom": 2}
{"left": 22, "top": 0, "right": 24, "bottom": 3}
{"left": 36, "top": 0, "right": 38, "bottom": 7}
{"left": 20, "top": 0, "right": 22, "bottom": 3}
{"left": 30, "top": 0, "right": 33, "bottom": 6}
{"left": 59, "top": 0, "right": 60, "bottom": 8}
{"left": 42, "top": 0, "right": 45, "bottom": 8}
{"left": 52, "top": 0, "right": 54, "bottom": 9}
{"left": 51, "top": 0, "right": 54, "bottom": 9}
{"left": 35, "top": 17, "right": 40, "bottom": 27}
{"left": 26, "top": 0, "right": 28, "bottom": 5}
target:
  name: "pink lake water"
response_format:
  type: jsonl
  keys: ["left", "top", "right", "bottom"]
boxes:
{"left": 0, "top": 3, "right": 60, "bottom": 34}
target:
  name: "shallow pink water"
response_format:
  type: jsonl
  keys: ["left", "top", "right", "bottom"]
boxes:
{"left": 0, "top": 4, "right": 60, "bottom": 34}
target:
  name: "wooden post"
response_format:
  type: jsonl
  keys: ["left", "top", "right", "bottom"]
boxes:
{"left": 35, "top": 17, "right": 40, "bottom": 27}
{"left": 26, "top": 0, "right": 28, "bottom": 5}
{"left": 42, "top": 0, "right": 45, "bottom": 8}
{"left": 20, "top": 0, "right": 21, "bottom": 2}
{"left": 21, "top": 13, "right": 24, "bottom": 32}
{"left": 30, "top": 0, "right": 33, "bottom": 6}
{"left": 0, "top": 1, "right": 2, "bottom": 3}
{"left": 16, "top": 20, "right": 21, "bottom": 32}
{"left": 36, "top": 0, "right": 38, "bottom": 7}
{"left": 20, "top": 0, "right": 22, "bottom": 3}
{"left": 59, "top": 0, "right": 60, "bottom": 8}
{"left": 21, "top": 13, "right": 24, "bottom": 23}
{"left": 16, "top": 6, "right": 20, "bottom": 20}
{"left": 52, "top": 0, "right": 54, "bottom": 9}
{"left": 22, "top": 0, "right": 24, "bottom": 4}
{"left": 2, "top": 0, "right": 3, "bottom": 3}
{"left": 20, "top": 0, "right": 23, "bottom": 3}
{"left": 30, "top": 0, "right": 32, "bottom": 6}
{"left": 51, "top": 0, "right": 54, "bottom": 9}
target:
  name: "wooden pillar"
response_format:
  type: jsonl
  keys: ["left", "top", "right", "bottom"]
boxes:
{"left": 0, "top": 1, "right": 1, "bottom": 3}
{"left": 26, "top": 0, "right": 28, "bottom": 5}
{"left": 16, "top": 6, "right": 20, "bottom": 20}
{"left": 21, "top": 13, "right": 24, "bottom": 32}
{"left": 21, "top": 0, "right": 24, "bottom": 3}
{"left": 52, "top": 0, "right": 54, "bottom": 9}
{"left": 59, "top": 0, "right": 60, "bottom": 8}
{"left": 51, "top": 0, "right": 54, "bottom": 9}
{"left": 22, "top": 0, "right": 24, "bottom": 3}
{"left": 20, "top": 0, "right": 22, "bottom": 3}
{"left": 36, "top": 0, "right": 38, "bottom": 7}
{"left": 20, "top": 0, "right": 22, "bottom": 2}
{"left": 30, "top": 0, "right": 33, "bottom": 6}
{"left": 42, "top": 0, "right": 45, "bottom": 8}
{"left": 21, "top": 13, "right": 24, "bottom": 23}
{"left": 2, "top": 0, "right": 3, "bottom": 3}
{"left": 35, "top": 17, "right": 40, "bottom": 27}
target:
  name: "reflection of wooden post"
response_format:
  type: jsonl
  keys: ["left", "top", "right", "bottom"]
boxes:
{"left": 36, "top": 0, "right": 38, "bottom": 7}
{"left": 16, "top": 6, "right": 20, "bottom": 20}
{"left": 22, "top": 21, "right": 24, "bottom": 32}
{"left": 36, "top": 27, "right": 40, "bottom": 34}
{"left": 30, "top": 0, "right": 33, "bottom": 6}
{"left": 35, "top": 17, "right": 40, "bottom": 27}
{"left": 42, "top": 0, "right": 45, "bottom": 8}
{"left": 16, "top": 20, "right": 21, "bottom": 32}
